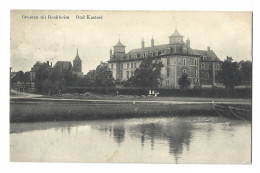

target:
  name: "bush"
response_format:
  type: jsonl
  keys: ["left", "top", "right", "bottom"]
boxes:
{"left": 62, "top": 87, "right": 251, "bottom": 99}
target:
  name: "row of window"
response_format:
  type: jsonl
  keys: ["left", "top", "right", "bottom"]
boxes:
{"left": 200, "top": 63, "right": 221, "bottom": 70}
{"left": 166, "top": 68, "right": 198, "bottom": 78}
{"left": 127, "top": 51, "right": 162, "bottom": 59}
{"left": 112, "top": 59, "right": 219, "bottom": 71}
{"left": 111, "top": 63, "right": 137, "bottom": 70}
{"left": 127, "top": 62, "right": 137, "bottom": 69}
{"left": 165, "top": 77, "right": 199, "bottom": 86}
{"left": 126, "top": 71, "right": 134, "bottom": 79}
{"left": 166, "top": 58, "right": 197, "bottom": 66}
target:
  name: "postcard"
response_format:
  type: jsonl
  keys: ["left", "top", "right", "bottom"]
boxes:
{"left": 10, "top": 10, "right": 252, "bottom": 164}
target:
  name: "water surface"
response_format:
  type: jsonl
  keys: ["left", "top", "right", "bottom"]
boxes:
{"left": 10, "top": 116, "right": 251, "bottom": 164}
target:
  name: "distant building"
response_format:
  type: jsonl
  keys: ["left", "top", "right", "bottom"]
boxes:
{"left": 52, "top": 49, "right": 84, "bottom": 77}
{"left": 72, "top": 49, "right": 84, "bottom": 78}
{"left": 73, "top": 49, "right": 82, "bottom": 73}
{"left": 53, "top": 61, "right": 73, "bottom": 72}
{"left": 30, "top": 61, "right": 52, "bottom": 81}
{"left": 107, "top": 29, "right": 222, "bottom": 88}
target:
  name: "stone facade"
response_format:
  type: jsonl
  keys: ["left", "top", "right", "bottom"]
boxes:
{"left": 107, "top": 29, "right": 222, "bottom": 88}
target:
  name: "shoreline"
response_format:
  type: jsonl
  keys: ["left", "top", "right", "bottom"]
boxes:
{"left": 10, "top": 91, "right": 252, "bottom": 123}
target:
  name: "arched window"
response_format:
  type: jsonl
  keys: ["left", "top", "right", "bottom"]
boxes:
{"left": 194, "top": 59, "right": 197, "bottom": 65}
{"left": 183, "top": 58, "right": 186, "bottom": 66}
{"left": 194, "top": 70, "right": 198, "bottom": 77}
{"left": 183, "top": 69, "right": 187, "bottom": 74}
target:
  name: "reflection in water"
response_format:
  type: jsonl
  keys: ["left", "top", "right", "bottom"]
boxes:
{"left": 164, "top": 120, "right": 192, "bottom": 163}
{"left": 127, "top": 119, "right": 193, "bottom": 163}
{"left": 10, "top": 116, "right": 251, "bottom": 163}
{"left": 113, "top": 125, "right": 125, "bottom": 145}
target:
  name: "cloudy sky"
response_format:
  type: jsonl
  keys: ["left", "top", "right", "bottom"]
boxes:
{"left": 10, "top": 10, "right": 252, "bottom": 74}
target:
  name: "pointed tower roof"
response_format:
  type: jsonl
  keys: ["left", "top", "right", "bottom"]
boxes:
{"left": 113, "top": 38, "right": 126, "bottom": 47}
{"left": 74, "top": 48, "right": 81, "bottom": 61}
{"left": 169, "top": 28, "right": 183, "bottom": 37}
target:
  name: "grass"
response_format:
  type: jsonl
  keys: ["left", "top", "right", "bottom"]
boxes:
{"left": 10, "top": 100, "right": 215, "bottom": 123}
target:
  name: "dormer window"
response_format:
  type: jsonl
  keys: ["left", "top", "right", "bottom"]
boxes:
{"left": 201, "top": 63, "right": 205, "bottom": 69}
{"left": 183, "top": 47, "right": 187, "bottom": 54}
{"left": 203, "top": 56, "right": 206, "bottom": 60}
{"left": 155, "top": 51, "right": 158, "bottom": 56}
{"left": 141, "top": 53, "right": 144, "bottom": 58}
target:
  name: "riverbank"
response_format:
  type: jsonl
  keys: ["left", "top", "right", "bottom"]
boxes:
{"left": 10, "top": 91, "right": 251, "bottom": 123}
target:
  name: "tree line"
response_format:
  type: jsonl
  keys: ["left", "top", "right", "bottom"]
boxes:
{"left": 11, "top": 56, "right": 252, "bottom": 95}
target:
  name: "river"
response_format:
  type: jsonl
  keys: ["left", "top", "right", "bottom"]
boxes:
{"left": 10, "top": 116, "right": 251, "bottom": 164}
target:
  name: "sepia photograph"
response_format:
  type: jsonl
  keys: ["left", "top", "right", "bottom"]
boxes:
{"left": 9, "top": 10, "right": 252, "bottom": 164}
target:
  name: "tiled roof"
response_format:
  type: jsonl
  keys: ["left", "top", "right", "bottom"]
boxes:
{"left": 54, "top": 61, "right": 72, "bottom": 70}
{"left": 127, "top": 42, "right": 200, "bottom": 56}
{"left": 114, "top": 40, "right": 125, "bottom": 47}
{"left": 193, "top": 49, "right": 221, "bottom": 61}
{"left": 127, "top": 44, "right": 170, "bottom": 54}
{"left": 169, "top": 29, "right": 183, "bottom": 37}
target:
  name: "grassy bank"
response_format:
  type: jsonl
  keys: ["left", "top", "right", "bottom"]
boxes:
{"left": 10, "top": 99, "right": 216, "bottom": 123}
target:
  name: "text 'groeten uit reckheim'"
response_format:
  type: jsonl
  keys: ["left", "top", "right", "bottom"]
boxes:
{"left": 21, "top": 14, "right": 103, "bottom": 20}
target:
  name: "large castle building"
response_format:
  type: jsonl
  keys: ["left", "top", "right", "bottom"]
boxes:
{"left": 107, "top": 29, "right": 222, "bottom": 88}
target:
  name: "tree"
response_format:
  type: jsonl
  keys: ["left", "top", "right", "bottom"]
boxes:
{"left": 35, "top": 63, "right": 51, "bottom": 93}
{"left": 216, "top": 56, "right": 242, "bottom": 89}
{"left": 85, "top": 65, "right": 114, "bottom": 87}
{"left": 23, "top": 72, "right": 31, "bottom": 83}
{"left": 127, "top": 58, "right": 164, "bottom": 88}
{"left": 95, "top": 65, "right": 114, "bottom": 87}
{"left": 11, "top": 70, "right": 24, "bottom": 85}
{"left": 85, "top": 70, "right": 97, "bottom": 86}
{"left": 178, "top": 73, "right": 190, "bottom": 90}
{"left": 239, "top": 60, "right": 252, "bottom": 82}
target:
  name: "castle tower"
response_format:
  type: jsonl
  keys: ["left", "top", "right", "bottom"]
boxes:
{"left": 73, "top": 48, "right": 82, "bottom": 73}
{"left": 113, "top": 38, "right": 126, "bottom": 60}
{"left": 168, "top": 28, "right": 184, "bottom": 44}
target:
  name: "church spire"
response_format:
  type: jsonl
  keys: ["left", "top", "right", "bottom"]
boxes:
{"left": 76, "top": 45, "right": 79, "bottom": 57}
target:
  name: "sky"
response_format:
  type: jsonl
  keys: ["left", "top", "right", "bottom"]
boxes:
{"left": 10, "top": 10, "right": 252, "bottom": 74}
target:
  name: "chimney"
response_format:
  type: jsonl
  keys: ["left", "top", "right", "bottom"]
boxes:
{"left": 186, "top": 37, "right": 190, "bottom": 48}
{"left": 207, "top": 46, "right": 210, "bottom": 51}
{"left": 47, "top": 61, "right": 49, "bottom": 66}
{"left": 51, "top": 62, "right": 52, "bottom": 67}
{"left": 110, "top": 48, "right": 112, "bottom": 57}
{"left": 151, "top": 37, "right": 154, "bottom": 47}
{"left": 141, "top": 38, "right": 145, "bottom": 49}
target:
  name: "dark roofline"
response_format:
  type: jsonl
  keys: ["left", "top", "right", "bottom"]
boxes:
{"left": 108, "top": 53, "right": 201, "bottom": 63}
